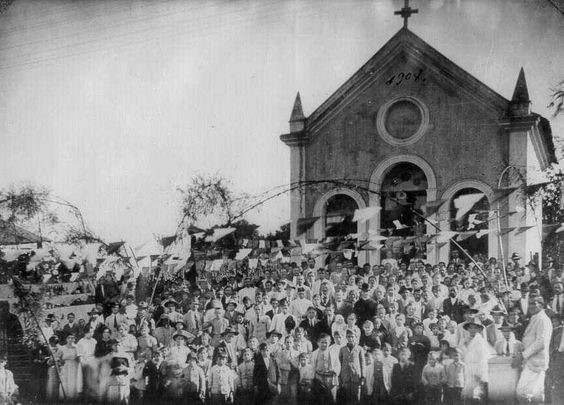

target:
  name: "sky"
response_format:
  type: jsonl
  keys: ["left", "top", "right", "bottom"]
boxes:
{"left": 0, "top": 0, "right": 563, "bottom": 245}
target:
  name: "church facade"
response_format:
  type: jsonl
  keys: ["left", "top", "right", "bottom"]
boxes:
{"left": 280, "top": 27, "right": 556, "bottom": 265}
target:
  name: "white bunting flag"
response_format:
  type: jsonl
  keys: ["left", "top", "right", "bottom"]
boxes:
{"left": 476, "top": 229, "right": 492, "bottom": 239}
{"left": 393, "top": 220, "right": 409, "bottom": 230}
{"left": 235, "top": 248, "right": 252, "bottom": 260}
{"left": 352, "top": 206, "right": 382, "bottom": 222}
{"left": 454, "top": 193, "right": 485, "bottom": 220}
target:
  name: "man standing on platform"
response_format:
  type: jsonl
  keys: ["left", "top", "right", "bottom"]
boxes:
{"left": 516, "top": 296, "right": 552, "bottom": 403}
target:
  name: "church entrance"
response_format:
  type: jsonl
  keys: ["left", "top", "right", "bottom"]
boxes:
{"left": 324, "top": 194, "right": 358, "bottom": 237}
{"left": 380, "top": 162, "right": 427, "bottom": 237}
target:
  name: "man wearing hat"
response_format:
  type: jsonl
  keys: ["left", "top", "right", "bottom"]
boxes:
{"left": 212, "top": 327, "right": 239, "bottom": 368}
{"left": 353, "top": 283, "right": 378, "bottom": 327}
{"left": 270, "top": 299, "right": 296, "bottom": 338}
{"left": 494, "top": 322, "right": 523, "bottom": 356}
{"left": 486, "top": 306, "right": 506, "bottom": 347}
{"left": 164, "top": 299, "right": 183, "bottom": 324}
{"left": 206, "top": 303, "right": 229, "bottom": 347}
{"left": 549, "top": 281, "right": 564, "bottom": 319}
{"left": 41, "top": 314, "right": 56, "bottom": 341}
{"left": 223, "top": 299, "right": 240, "bottom": 326}
{"left": 134, "top": 301, "right": 155, "bottom": 334}
{"left": 154, "top": 314, "right": 174, "bottom": 348}
{"left": 104, "top": 303, "right": 128, "bottom": 337}
{"left": 183, "top": 300, "right": 204, "bottom": 338}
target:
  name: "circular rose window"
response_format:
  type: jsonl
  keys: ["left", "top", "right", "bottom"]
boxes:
{"left": 376, "top": 96, "right": 429, "bottom": 146}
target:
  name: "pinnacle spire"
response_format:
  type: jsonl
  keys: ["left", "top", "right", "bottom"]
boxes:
{"left": 511, "top": 67, "right": 530, "bottom": 104}
{"left": 509, "top": 67, "right": 531, "bottom": 117}
{"left": 289, "top": 92, "right": 305, "bottom": 133}
{"left": 289, "top": 92, "right": 305, "bottom": 122}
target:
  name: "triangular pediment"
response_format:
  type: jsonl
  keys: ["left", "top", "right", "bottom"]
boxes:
{"left": 306, "top": 28, "right": 510, "bottom": 135}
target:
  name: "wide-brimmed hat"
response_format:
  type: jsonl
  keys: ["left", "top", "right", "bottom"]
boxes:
{"left": 138, "top": 301, "right": 148, "bottom": 310}
{"left": 266, "top": 330, "right": 282, "bottom": 339}
{"left": 173, "top": 330, "right": 193, "bottom": 341}
{"left": 164, "top": 299, "right": 178, "bottom": 307}
{"left": 226, "top": 300, "right": 238, "bottom": 308}
{"left": 463, "top": 321, "right": 484, "bottom": 331}
{"left": 511, "top": 253, "right": 521, "bottom": 260}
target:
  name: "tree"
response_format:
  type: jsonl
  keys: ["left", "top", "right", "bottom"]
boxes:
{"left": 178, "top": 174, "right": 250, "bottom": 228}
{"left": 265, "top": 223, "right": 291, "bottom": 241}
{"left": 549, "top": 80, "right": 564, "bottom": 117}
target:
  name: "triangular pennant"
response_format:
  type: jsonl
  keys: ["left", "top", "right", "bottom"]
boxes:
{"left": 499, "top": 227, "right": 516, "bottom": 236}
{"left": 555, "top": 224, "right": 564, "bottom": 234}
{"left": 205, "top": 227, "right": 236, "bottom": 242}
{"left": 457, "top": 231, "right": 477, "bottom": 241}
{"left": 476, "top": 229, "right": 492, "bottom": 239}
{"left": 491, "top": 187, "right": 518, "bottom": 203}
{"left": 454, "top": 193, "right": 485, "bottom": 220}
{"left": 296, "top": 217, "right": 319, "bottom": 234}
{"left": 515, "top": 226, "right": 535, "bottom": 235}
{"left": 422, "top": 199, "right": 448, "bottom": 217}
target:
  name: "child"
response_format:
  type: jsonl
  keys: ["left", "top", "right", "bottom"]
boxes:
{"left": 371, "top": 349, "right": 388, "bottom": 403}
{"left": 421, "top": 352, "right": 446, "bottom": 404}
{"left": 297, "top": 353, "right": 314, "bottom": 404}
{"left": 130, "top": 349, "right": 149, "bottom": 405}
{"left": 236, "top": 348, "right": 254, "bottom": 405}
{"left": 310, "top": 333, "right": 339, "bottom": 403}
{"left": 361, "top": 350, "right": 374, "bottom": 405}
{"left": 359, "top": 320, "right": 381, "bottom": 351}
{"left": 389, "top": 347, "right": 417, "bottom": 404}
{"left": 143, "top": 350, "right": 164, "bottom": 405}
{"left": 209, "top": 353, "right": 234, "bottom": 404}
{"left": 444, "top": 348, "right": 465, "bottom": 405}
{"left": 197, "top": 347, "right": 212, "bottom": 378}
{"left": 380, "top": 342, "right": 398, "bottom": 398}
{"left": 0, "top": 354, "right": 17, "bottom": 405}
{"left": 277, "top": 335, "right": 299, "bottom": 404}
{"left": 182, "top": 352, "right": 206, "bottom": 403}
{"left": 338, "top": 329, "right": 365, "bottom": 405}
{"left": 345, "top": 314, "right": 361, "bottom": 343}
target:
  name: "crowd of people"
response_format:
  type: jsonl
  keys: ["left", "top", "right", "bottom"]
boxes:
{"left": 2, "top": 249, "right": 564, "bottom": 405}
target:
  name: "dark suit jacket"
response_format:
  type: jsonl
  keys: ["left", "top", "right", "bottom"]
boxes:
{"left": 299, "top": 319, "right": 324, "bottom": 348}
{"left": 253, "top": 355, "right": 278, "bottom": 402}
{"left": 390, "top": 362, "right": 417, "bottom": 399}
{"left": 442, "top": 298, "right": 465, "bottom": 323}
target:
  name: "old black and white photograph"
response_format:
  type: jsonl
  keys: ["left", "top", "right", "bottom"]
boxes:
{"left": 0, "top": 0, "right": 563, "bottom": 404}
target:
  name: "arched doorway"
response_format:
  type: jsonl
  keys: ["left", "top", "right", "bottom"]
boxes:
{"left": 380, "top": 162, "right": 428, "bottom": 237}
{"left": 324, "top": 194, "right": 359, "bottom": 237}
{"left": 449, "top": 188, "right": 490, "bottom": 259}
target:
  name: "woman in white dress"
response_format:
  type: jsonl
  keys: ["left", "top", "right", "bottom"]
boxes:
{"left": 459, "top": 321, "right": 491, "bottom": 403}
{"left": 56, "top": 334, "right": 83, "bottom": 400}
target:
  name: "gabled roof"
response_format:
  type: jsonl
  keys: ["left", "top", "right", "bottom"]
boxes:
{"left": 306, "top": 27, "right": 510, "bottom": 135}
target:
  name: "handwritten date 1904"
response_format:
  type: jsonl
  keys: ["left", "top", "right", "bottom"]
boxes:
{"left": 385, "top": 69, "right": 425, "bottom": 86}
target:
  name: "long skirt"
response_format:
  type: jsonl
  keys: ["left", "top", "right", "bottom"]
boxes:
{"left": 107, "top": 375, "right": 131, "bottom": 404}
{"left": 98, "top": 357, "right": 112, "bottom": 401}
{"left": 59, "top": 359, "right": 83, "bottom": 400}
{"left": 46, "top": 366, "right": 59, "bottom": 400}
{"left": 82, "top": 357, "right": 99, "bottom": 399}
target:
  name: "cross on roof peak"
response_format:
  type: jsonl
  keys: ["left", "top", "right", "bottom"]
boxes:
{"left": 394, "top": 0, "right": 418, "bottom": 29}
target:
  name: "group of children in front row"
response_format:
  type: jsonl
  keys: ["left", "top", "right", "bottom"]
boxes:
{"left": 120, "top": 328, "right": 466, "bottom": 405}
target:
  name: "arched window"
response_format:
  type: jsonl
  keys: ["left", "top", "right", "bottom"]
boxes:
{"left": 325, "top": 194, "right": 358, "bottom": 237}
{"left": 449, "top": 188, "right": 490, "bottom": 258}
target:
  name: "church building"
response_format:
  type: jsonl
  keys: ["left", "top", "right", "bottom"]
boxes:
{"left": 280, "top": 5, "right": 556, "bottom": 265}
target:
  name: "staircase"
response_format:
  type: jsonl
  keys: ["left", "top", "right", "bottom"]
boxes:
{"left": 7, "top": 341, "right": 34, "bottom": 396}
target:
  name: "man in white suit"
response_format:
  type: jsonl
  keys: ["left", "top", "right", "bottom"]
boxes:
{"left": 516, "top": 296, "right": 553, "bottom": 403}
